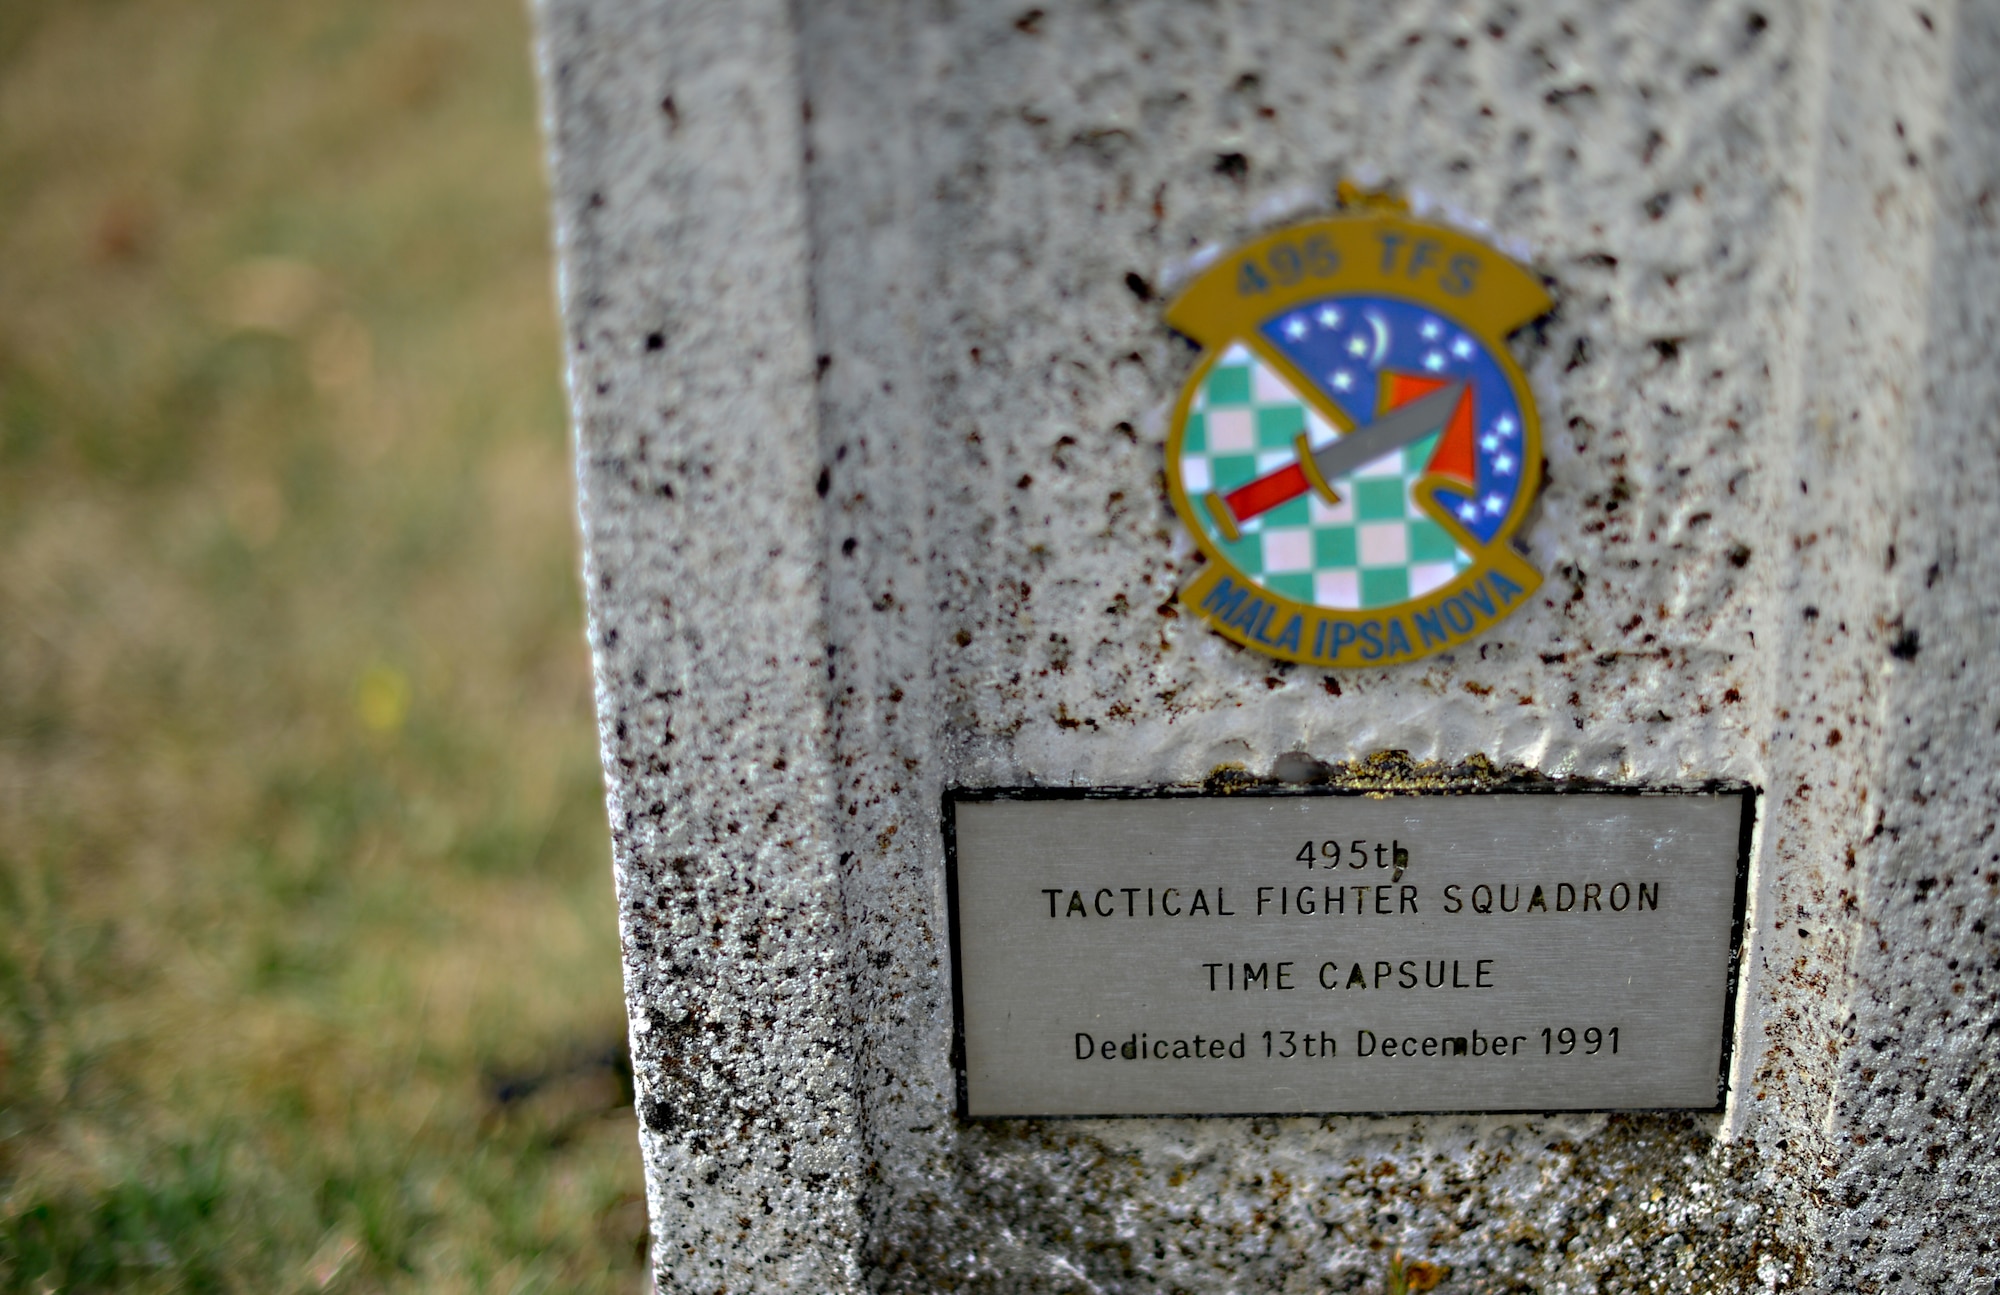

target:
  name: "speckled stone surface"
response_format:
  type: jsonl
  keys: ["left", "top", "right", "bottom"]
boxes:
{"left": 532, "top": 1, "right": 1999, "bottom": 1289}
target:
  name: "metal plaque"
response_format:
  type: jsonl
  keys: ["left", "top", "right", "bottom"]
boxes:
{"left": 947, "top": 789, "right": 1752, "bottom": 1117}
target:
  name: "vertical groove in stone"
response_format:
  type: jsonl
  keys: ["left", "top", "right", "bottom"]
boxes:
{"left": 1825, "top": 0, "right": 2000, "bottom": 1282}
{"left": 790, "top": 0, "right": 964, "bottom": 1271}
{"left": 533, "top": 1, "right": 865, "bottom": 1289}
{"left": 1728, "top": 0, "right": 1948, "bottom": 1204}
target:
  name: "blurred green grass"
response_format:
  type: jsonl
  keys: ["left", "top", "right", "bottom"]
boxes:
{"left": 0, "top": 1, "right": 643, "bottom": 1290}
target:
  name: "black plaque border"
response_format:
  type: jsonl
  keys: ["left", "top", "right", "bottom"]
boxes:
{"left": 942, "top": 780, "right": 1759, "bottom": 1121}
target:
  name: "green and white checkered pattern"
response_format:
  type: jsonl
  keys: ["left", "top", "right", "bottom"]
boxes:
{"left": 1179, "top": 343, "right": 1470, "bottom": 610}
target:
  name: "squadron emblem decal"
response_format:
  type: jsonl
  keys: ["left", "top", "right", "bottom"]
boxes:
{"left": 1164, "top": 206, "right": 1551, "bottom": 667}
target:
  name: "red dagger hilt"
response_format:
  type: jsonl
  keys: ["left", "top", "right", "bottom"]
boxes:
{"left": 1201, "top": 454, "right": 1324, "bottom": 542}
{"left": 1199, "top": 374, "right": 1475, "bottom": 543}
{"left": 1200, "top": 455, "right": 1328, "bottom": 539}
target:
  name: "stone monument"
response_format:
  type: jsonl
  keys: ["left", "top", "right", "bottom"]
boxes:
{"left": 533, "top": 1, "right": 2000, "bottom": 1289}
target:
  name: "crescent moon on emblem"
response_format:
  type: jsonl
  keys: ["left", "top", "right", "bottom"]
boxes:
{"left": 1364, "top": 311, "right": 1390, "bottom": 369}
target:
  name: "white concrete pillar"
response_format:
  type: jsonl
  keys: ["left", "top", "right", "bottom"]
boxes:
{"left": 534, "top": 2, "right": 2000, "bottom": 1288}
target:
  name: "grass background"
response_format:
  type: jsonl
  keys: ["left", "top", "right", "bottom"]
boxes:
{"left": 0, "top": 0, "right": 645, "bottom": 1290}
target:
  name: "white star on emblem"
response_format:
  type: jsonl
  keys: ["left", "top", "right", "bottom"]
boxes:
{"left": 1493, "top": 453, "right": 1516, "bottom": 475}
{"left": 1283, "top": 316, "right": 1311, "bottom": 340}
{"left": 1495, "top": 415, "right": 1517, "bottom": 435}
{"left": 1316, "top": 306, "right": 1341, "bottom": 328}
{"left": 1483, "top": 493, "right": 1507, "bottom": 515}
{"left": 1458, "top": 502, "right": 1480, "bottom": 522}
{"left": 1451, "top": 336, "right": 1476, "bottom": 359}
{"left": 1420, "top": 319, "right": 1442, "bottom": 340}
{"left": 1422, "top": 351, "right": 1447, "bottom": 371}
{"left": 1346, "top": 334, "right": 1370, "bottom": 356}
{"left": 1480, "top": 433, "right": 1501, "bottom": 452}
{"left": 1329, "top": 370, "right": 1355, "bottom": 391}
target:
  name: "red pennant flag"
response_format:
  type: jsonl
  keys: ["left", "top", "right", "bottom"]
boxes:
{"left": 1379, "top": 372, "right": 1476, "bottom": 488}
